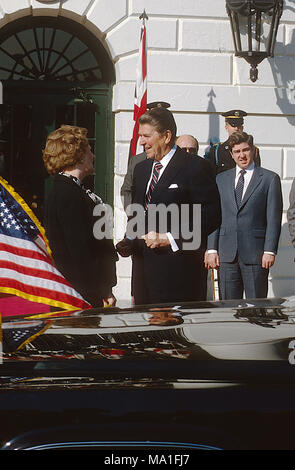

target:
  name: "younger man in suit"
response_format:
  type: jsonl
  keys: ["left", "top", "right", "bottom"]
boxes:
{"left": 205, "top": 131, "right": 282, "bottom": 300}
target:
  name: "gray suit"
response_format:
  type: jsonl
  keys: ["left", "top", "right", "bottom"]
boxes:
{"left": 120, "top": 152, "right": 146, "bottom": 211}
{"left": 287, "top": 178, "right": 295, "bottom": 248}
{"left": 208, "top": 166, "right": 283, "bottom": 299}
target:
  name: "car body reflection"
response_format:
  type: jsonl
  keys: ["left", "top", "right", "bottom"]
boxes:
{"left": 1, "top": 296, "right": 295, "bottom": 450}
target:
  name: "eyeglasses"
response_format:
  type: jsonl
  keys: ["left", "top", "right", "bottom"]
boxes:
{"left": 182, "top": 147, "right": 198, "bottom": 155}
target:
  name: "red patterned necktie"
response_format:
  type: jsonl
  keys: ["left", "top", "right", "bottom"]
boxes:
{"left": 145, "top": 162, "right": 163, "bottom": 210}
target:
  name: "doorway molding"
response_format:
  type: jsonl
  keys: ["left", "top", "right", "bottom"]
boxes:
{"left": 0, "top": 12, "right": 116, "bottom": 213}
{"left": 0, "top": 5, "right": 113, "bottom": 63}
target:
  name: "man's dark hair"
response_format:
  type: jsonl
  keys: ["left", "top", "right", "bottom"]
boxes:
{"left": 228, "top": 131, "right": 254, "bottom": 150}
{"left": 139, "top": 107, "right": 177, "bottom": 140}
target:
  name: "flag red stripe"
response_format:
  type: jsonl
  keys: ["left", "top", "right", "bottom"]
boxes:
{"left": 131, "top": 21, "right": 147, "bottom": 157}
{"left": 0, "top": 277, "right": 90, "bottom": 310}
{"left": 0, "top": 242, "right": 54, "bottom": 266}
{"left": 0, "top": 260, "right": 71, "bottom": 287}
{"left": 0, "top": 179, "right": 92, "bottom": 310}
{"left": 132, "top": 90, "right": 147, "bottom": 155}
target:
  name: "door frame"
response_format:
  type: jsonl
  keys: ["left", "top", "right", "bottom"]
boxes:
{"left": 2, "top": 80, "right": 114, "bottom": 207}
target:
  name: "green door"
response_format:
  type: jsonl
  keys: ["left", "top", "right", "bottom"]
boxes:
{"left": 0, "top": 85, "right": 113, "bottom": 223}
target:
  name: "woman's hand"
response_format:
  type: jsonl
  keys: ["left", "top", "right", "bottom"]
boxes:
{"left": 103, "top": 294, "right": 116, "bottom": 308}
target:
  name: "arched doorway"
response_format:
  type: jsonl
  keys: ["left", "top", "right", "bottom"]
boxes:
{"left": 0, "top": 15, "right": 115, "bottom": 222}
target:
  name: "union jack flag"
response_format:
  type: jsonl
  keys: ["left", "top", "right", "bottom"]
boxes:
{"left": 0, "top": 177, "right": 92, "bottom": 314}
{"left": 131, "top": 12, "right": 148, "bottom": 157}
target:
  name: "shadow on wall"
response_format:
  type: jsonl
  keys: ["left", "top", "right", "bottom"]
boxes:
{"left": 271, "top": 222, "right": 295, "bottom": 297}
{"left": 269, "top": 0, "right": 295, "bottom": 124}
{"left": 204, "top": 88, "right": 220, "bottom": 157}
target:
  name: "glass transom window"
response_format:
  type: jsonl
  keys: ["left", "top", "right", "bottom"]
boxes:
{"left": 0, "top": 19, "right": 105, "bottom": 82}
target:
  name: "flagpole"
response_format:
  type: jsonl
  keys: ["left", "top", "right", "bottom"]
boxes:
{"left": 211, "top": 268, "right": 220, "bottom": 301}
{"left": 130, "top": 10, "right": 148, "bottom": 158}
{"left": 139, "top": 9, "right": 149, "bottom": 23}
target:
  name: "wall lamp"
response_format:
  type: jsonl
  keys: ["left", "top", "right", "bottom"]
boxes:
{"left": 226, "top": 0, "right": 283, "bottom": 82}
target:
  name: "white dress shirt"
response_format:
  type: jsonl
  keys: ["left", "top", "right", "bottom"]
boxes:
{"left": 146, "top": 144, "right": 179, "bottom": 252}
{"left": 146, "top": 144, "right": 177, "bottom": 192}
{"left": 235, "top": 161, "right": 254, "bottom": 198}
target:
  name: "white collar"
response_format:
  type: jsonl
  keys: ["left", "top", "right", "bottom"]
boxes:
{"left": 235, "top": 161, "right": 255, "bottom": 175}
{"left": 154, "top": 144, "right": 177, "bottom": 169}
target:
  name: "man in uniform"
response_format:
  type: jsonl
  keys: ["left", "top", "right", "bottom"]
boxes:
{"left": 205, "top": 109, "right": 261, "bottom": 175}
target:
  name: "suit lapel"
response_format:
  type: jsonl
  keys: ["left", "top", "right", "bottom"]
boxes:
{"left": 150, "top": 148, "right": 186, "bottom": 202}
{"left": 136, "top": 158, "right": 153, "bottom": 204}
{"left": 223, "top": 169, "right": 237, "bottom": 212}
{"left": 239, "top": 167, "right": 263, "bottom": 210}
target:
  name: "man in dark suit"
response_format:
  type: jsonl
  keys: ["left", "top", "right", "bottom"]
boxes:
{"left": 120, "top": 101, "right": 171, "bottom": 212}
{"left": 117, "top": 107, "right": 221, "bottom": 305}
{"left": 205, "top": 131, "right": 282, "bottom": 300}
{"left": 205, "top": 109, "right": 261, "bottom": 175}
{"left": 121, "top": 134, "right": 199, "bottom": 212}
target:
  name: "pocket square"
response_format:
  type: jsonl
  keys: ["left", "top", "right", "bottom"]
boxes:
{"left": 168, "top": 183, "right": 178, "bottom": 189}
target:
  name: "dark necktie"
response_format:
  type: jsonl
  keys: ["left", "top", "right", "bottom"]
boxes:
{"left": 235, "top": 169, "right": 246, "bottom": 208}
{"left": 145, "top": 162, "right": 163, "bottom": 210}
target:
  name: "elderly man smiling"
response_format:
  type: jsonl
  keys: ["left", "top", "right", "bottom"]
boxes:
{"left": 117, "top": 106, "right": 221, "bottom": 305}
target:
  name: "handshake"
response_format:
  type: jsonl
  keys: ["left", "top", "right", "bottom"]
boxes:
{"left": 116, "top": 232, "right": 171, "bottom": 257}
{"left": 116, "top": 238, "right": 133, "bottom": 257}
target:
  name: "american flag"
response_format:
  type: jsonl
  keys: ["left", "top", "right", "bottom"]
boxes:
{"left": 0, "top": 177, "right": 92, "bottom": 313}
{"left": 1, "top": 319, "right": 51, "bottom": 353}
{"left": 131, "top": 12, "right": 148, "bottom": 157}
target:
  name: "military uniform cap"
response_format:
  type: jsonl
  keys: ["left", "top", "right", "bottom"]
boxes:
{"left": 147, "top": 101, "right": 171, "bottom": 109}
{"left": 221, "top": 109, "right": 247, "bottom": 127}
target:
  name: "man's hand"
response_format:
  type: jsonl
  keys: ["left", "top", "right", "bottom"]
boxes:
{"left": 204, "top": 251, "right": 220, "bottom": 269}
{"left": 116, "top": 238, "right": 133, "bottom": 257}
{"left": 262, "top": 253, "right": 275, "bottom": 269}
{"left": 141, "top": 231, "right": 171, "bottom": 249}
{"left": 103, "top": 293, "right": 116, "bottom": 308}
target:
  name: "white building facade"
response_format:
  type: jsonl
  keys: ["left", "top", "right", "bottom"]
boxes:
{"left": 0, "top": 0, "right": 294, "bottom": 304}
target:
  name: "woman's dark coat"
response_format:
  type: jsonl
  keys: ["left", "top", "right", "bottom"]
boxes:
{"left": 44, "top": 174, "right": 117, "bottom": 307}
